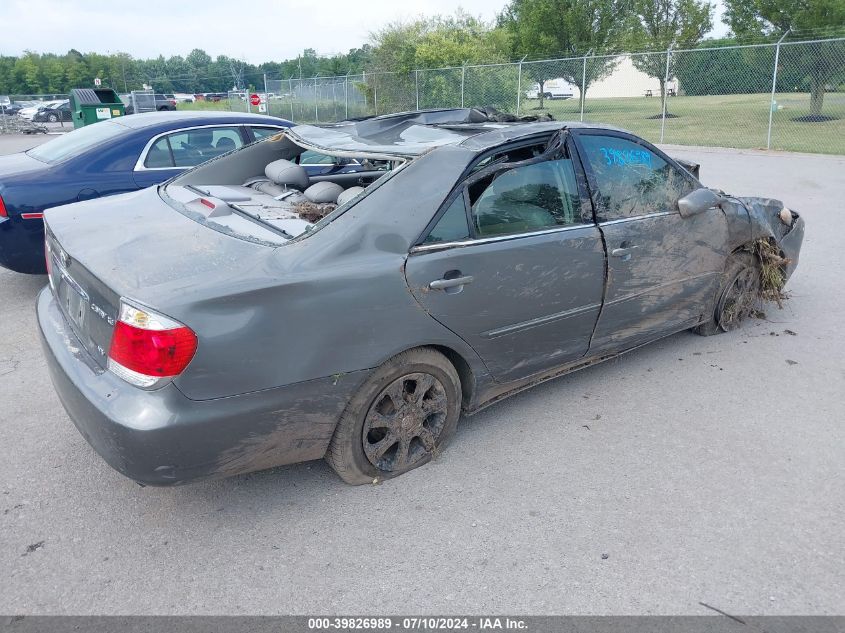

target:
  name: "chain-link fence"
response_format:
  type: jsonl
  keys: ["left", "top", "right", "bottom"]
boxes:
{"left": 252, "top": 37, "right": 844, "bottom": 155}
{"left": 4, "top": 39, "right": 842, "bottom": 153}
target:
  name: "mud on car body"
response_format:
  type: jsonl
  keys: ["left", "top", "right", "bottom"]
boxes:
{"left": 37, "top": 108, "right": 805, "bottom": 486}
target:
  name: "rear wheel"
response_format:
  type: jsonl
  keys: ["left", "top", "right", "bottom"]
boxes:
{"left": 47, "top": 113, "right": 58, "bottom": 122}
{"left": 695, "top": 252, "right": 761, "bottom": 336}
{"left": 326, "top": 348, "right": 461, "bottom": 484}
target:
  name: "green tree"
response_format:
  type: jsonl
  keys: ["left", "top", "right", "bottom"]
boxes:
{"left": 369, "top": 12, "right": 513, "bottom": 112}
{"left": 43, "top": 56, "right": 66, "bottom": 93}
{"left": 499, "top": 0, "right": 630, "bottom": 110}
{"left": 14, "top": 53, "right": 44, "bottom": 93}
{"left": 723, "top": 0, "right": 845, "bottom": 117}
{"left": 629, "top": 0, "right": 714, "bottom": 104}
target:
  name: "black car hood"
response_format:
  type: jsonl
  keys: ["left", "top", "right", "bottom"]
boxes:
{"left": 0, "top": 152, "right": 48, "bottom": 178}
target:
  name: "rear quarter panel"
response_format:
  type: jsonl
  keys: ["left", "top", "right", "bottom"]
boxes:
{"left": 168, "top": 146, "right": 492, "bottom": 400}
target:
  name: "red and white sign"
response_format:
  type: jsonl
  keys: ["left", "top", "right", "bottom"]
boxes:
{"left": 249, "top": 93, "right": 261, "bottom": 106}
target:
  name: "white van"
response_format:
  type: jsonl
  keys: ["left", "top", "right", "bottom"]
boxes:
{"left": 525, "top": 78, "right": 576, "bottom": 100}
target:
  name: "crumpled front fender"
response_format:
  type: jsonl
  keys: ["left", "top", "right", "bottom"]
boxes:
{"left": 737, "top": 196, "right": 805, "bottom": 281}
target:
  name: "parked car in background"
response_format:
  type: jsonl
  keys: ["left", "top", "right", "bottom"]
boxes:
{"left": 173, "top": 93, "right": 195, "bottom": 103}
{"left": 0, "top": 111, "right": 292, "bottom": 273}
{"left": 1, "top": 103, "right": 25, "bottom": 116}
{"left": 32, "top": 101, "right": 72, "bottom": 123}
{"left": 19, "top": 100, "right": 65, "bottom": 120}
{"left": 121, "top": 93, "right": 177, "bottom": 114}
{"left": 36, "top": 108, "right": 804, "bottom": 486}
{"left": 525, "top": 79, "right": 576, "bottom": 100}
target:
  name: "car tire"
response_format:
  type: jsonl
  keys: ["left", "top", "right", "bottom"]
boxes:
{"left": 47, "top": 114, "right": 58, "bottom": 122}
{"left": 325, "top": 348, "right": 461, "bottom": 485}
{"left": 694, "top": 251, "right": 761, "bottom": 336}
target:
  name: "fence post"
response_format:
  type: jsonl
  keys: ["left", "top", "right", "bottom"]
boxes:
{"left": 580, "top": 54, "right": 589, "bottom": 122}
{"left": 516, "top": 56, "right": 527, "bottom": 116}
{"left": 332, "top": 80, "right": 337, "bottom": 121}
{"left": 288, "top": 76, "right": 294, "bottom": 121}
{"left": 660, "top": 46, "right": 672, "bottom": 143}
{"left": 263, "top": 73, "right": 268, "bottom": 115}
{"left": 767, "top": 30, "right": 791, "bottom": 150}
{"left": 314, "top": 77, "right": 319, "bottom": 123}
{"left": 415, "top": 70, "right": 420, "bottom": 111}
{"left": 345, "top": 72, "right": 350, "bottom": 120}
{"left": 373, "top": 74, "right": 378, "bottom": 115}
{"left": 461, "top": 63, "right": 466, "bottom": 108}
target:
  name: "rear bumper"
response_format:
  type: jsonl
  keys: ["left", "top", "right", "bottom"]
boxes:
{"left": 0, "top": 215, "right": 46, "bottom": 273}
{"left": 37, "top": 286, "right": 364, "bottom": 485}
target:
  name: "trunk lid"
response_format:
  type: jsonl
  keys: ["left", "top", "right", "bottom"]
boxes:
{"left": 0, "top": 152, "right": 48, "bottom": 179}
{"left": 44, "top": 187, "right": 273, "bottom": 370}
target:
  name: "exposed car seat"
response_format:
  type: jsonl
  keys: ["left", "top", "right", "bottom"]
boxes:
{"left": 337, "top": 186, "right": 365, "bottom": 206}
{"left": 304, "top": 181, "right": 344, "bottom": 204}
{"left": 264, "top": 159, "right": 310, "bottom": 189}
{"left": 246, "top": 158, "right": 311, "bottom": 197}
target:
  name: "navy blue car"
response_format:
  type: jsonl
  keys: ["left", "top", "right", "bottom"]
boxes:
{"left": 0, "top": 111, "right": 293, "bottom": 273}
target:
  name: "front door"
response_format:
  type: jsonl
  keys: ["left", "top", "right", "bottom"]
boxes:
{"left": 405, "top": 144, "right": 605, "bottom": 382}
{"left": 574, "top": 132, "right": 729, "bottom": 353}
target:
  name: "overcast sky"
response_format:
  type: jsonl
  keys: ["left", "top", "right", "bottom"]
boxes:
{"left": 1, "top": 0, "right": 728, "bottom": 64}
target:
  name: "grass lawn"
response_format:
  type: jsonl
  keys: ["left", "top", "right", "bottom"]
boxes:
{"left": 523, "top": 92, "right": 845, "bottom": 155}
{"left": 179, "top": 92, "right": 845, "bottom": 155}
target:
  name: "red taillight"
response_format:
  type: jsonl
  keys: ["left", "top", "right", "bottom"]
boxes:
{"left": 0, "top": 194, "right": 7, "bottom": 218}
{"left": 108, "top": 302, "right": 197, "bottom": 388}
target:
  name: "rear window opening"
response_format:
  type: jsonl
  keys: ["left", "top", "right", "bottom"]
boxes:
{"left": 27, "top": 120, "right": 130, "bottom": 164}
{"left": 164, "top": 133, "right": 404, "bottom": 244}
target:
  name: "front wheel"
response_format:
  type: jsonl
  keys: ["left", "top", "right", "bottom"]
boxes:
{"left": 695, "top": 252, "right": 761, "bottom": 336}
{"left": 47, "top": 114, "right": 58, "bottom": 122}
{"left": 325, "top": 348, "right": 461, "bottom": 485}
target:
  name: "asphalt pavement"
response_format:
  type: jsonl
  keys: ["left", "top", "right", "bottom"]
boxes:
{"left": 0, "top": 133, "right": 842, "bottom": 615}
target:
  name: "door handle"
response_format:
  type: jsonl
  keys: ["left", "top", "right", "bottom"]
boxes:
{"left": 611, "top": 245, "right": 639, "bottom": 258}
{"left": 429, "top": 275, "right": 474, "bottom": 290}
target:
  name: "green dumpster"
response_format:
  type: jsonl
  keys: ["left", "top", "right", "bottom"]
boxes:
{"left": 69, "top": 88, "right": 125, "bottom": 129}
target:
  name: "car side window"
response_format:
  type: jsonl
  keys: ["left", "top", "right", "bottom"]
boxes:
{"left": 251, "top": 126, "right": 284, "bottom": 140}
{"left": 424, "top": 195, "right": 470, "bottom": 244}
{"left": 299, "top": 150, "right": 338, "bottom": 165}
{"left": 578, "top": 134, "right": 694, "bottom": 221}
{"left": 468, "top": 158, "right": 582, "bottom": 238}
{"left": 162, "top": 127, "right": 244, "bottom": 167}
{"left": 144, "top": 137, "right": 174, "bottom": 168}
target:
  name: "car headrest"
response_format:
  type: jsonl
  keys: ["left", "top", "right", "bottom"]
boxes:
{"left": 337, "top": 186, "right": 365, "bottom": 206}
{"left": 265, "top": 159, "right": 309, "bottom": 190}
{"left": 304, "top": 181, "right": 344, "bottom": 204}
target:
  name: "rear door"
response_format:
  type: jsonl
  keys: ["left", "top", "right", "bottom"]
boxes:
{"left": 574, "top": 131, "right": 729, "bottom": 353}
{"left": 405, "top": 136, "right": 605, "bottom": 382}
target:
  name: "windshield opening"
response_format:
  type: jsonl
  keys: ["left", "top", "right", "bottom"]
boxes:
{"left": 27, "top": 121, "right": 130, "bottom": 164}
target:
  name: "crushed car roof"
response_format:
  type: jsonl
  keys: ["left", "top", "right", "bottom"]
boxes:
{"left": 288, "top": 108, "right": 624, "bottom": 157}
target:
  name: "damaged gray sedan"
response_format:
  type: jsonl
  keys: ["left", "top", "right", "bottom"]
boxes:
{"left": 38, "top": 108, "right": 805, "bottom": 486}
